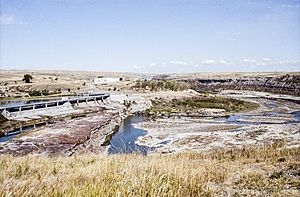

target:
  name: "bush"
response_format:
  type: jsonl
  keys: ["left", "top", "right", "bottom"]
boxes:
{"left": 41, "top": 89, "right": 50, "bottom": 96}
{"left": 29, "top": 90, "right": 41, "bottom": 96}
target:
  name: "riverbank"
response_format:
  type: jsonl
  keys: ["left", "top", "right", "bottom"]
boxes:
{"left": 0, "top": 93, "right": 152, "bottom": 156}
{"left": 135, "top": 91, "right": 300, "bottom": 154}
{"left": 0, "top": 141, "right": 299, "bottom": 196}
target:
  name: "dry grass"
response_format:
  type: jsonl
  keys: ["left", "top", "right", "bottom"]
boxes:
{"left": 0, "top": 141, "right": 299, "bottom": 197}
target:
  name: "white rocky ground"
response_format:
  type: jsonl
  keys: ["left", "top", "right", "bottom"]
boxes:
{"left": 135, "top": 91, "right": 300, "bottom": 153}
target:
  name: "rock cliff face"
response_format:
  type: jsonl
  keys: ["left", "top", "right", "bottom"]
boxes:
{"left": 185, "top": 74, "right": 300, "bottom": 96}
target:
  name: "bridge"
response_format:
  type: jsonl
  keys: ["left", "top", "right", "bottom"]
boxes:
{"left": 0, "top": 93, "right": 110, "bottom": 121}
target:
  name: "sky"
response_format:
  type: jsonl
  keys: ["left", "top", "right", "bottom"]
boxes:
{"left": 0, "top": 0, "right": 300, "bottom": 73}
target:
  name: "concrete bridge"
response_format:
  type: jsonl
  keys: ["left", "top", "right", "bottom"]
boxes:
{"left": 0, "top": 93, "right": 110, "bottom": 121}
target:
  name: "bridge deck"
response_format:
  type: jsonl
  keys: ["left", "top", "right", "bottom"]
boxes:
{"left": 0, "top": 93, "right": 110, "bottom": 112}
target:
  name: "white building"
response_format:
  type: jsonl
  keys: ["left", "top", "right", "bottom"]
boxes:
{"left": 94, "top": 77, "right": 120, "bottom": 84}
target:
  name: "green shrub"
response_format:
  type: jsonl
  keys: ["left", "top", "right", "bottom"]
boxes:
{"left": 41, "top": 89, "right": 50, "bottom": 96}
{"left": 29, "top": 90, "right": 41, "bottom": 96}
{"left": 135, "top": 80, "right": 190, "bottom": 92}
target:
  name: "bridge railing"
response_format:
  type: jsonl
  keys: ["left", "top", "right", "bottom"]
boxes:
{"left": 0, "top": 93, "right": 110, "bottom": 113}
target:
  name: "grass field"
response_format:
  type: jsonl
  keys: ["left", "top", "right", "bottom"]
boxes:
{"left": 0, "top": 140, "right": 299, "bottom": 196}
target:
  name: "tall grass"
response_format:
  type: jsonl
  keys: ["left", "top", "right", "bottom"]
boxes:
{"left": 0, "top": 141, "right": 299, "bottom": 196}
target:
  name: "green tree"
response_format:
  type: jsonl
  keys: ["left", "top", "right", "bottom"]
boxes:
{"left": 23, "top": 74, "right": 33, "bottom": 83}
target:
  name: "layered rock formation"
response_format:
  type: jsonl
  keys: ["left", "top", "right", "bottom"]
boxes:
{"left": 185, "top": 74, "right": 300, "bottom": 96}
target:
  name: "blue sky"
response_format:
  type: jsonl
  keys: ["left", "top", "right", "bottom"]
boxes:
{"left": 0, "top": 0, "right": 299, "bottom": 73}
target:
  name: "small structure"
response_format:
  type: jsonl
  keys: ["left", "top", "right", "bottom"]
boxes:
{"left": 94, "top": 77, "right": 120, "bottom": 85}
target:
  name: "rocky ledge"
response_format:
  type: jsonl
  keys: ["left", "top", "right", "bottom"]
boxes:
{"left": 0, "top": 111, "right": 123, "bottom": 156}
{"left": 185, "top": 74, "right": 300, "bottom": 96}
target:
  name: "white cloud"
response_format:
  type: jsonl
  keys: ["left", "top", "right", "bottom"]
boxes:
{"left": 261, "top": 58, "right": 271, "bottom": 62}
{"left": 149, "top": 63, "right": 156, "bottom": 67}
{"left": 133, "top": 65, "right": 141, "bottom": 70}
{"left": 281, "top": 4, "right": 300, "bottom": 8}
{"left": 0, "top": 14, "right": 16, "bottom": 25}
{"left": 218, "top": 60, "right": 227, "bottom": 64}
{"left": 241, "top": 58, "right": 300, "bottom": 68}
{"left": 202, "top": 60, "right": 216, "bottom": 65}
{"left": 169, "top": 61, "right": 188, "bottom": 66}
{"left": 201, "top": 59, "right": 227, "bottom": 65}
{"left": 135, "top": 58, "right": 300, "bottom": 73}
{"left": 0, "top": 14, "right": 28, "bottom": 25}
{"left": 242, "top": 58, "right": 257, "bottom": 63}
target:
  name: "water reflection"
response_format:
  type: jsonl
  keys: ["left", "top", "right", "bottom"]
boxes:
{"left": 108, "top": 115, "right": 151, "bottom": 155}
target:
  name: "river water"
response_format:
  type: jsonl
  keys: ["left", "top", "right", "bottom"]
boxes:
{"left": 108, "top": 115, "right": 152, "bottom": 155}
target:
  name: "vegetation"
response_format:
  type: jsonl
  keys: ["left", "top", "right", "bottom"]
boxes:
{"left": 41, "top": 89, "right": 50, "bottom": 96}
{"left": 146, "top": 96, "right": 259, "bottom": 115}
{"left": 28, "top": 89, "right": 59, "bottom": 97}
{"left": 134, "top": 80, "right": 190, "bottom": 91}
{"left": 28, "top": 90, "right": 42, "bottom": 96}
{"left": 0, "top": 141, "right": 298, "bottom": 196}
{"left": 22, "top": 74, "right": 33, "bottom": 83}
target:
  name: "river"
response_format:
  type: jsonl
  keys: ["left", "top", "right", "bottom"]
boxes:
{"left": 108, "top": 115, "right": 151, "bottom": 155}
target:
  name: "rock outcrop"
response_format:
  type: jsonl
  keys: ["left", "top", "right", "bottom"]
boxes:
{"left": 185, "top": 74, "right": 300, "bottom": 96}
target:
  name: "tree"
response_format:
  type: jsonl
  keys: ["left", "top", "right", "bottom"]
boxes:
{"left": 23, "top": 74, "right": 33, "bottom": 83}
{"left": 135, "top": 80, "right": 141, "bottom": 89}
